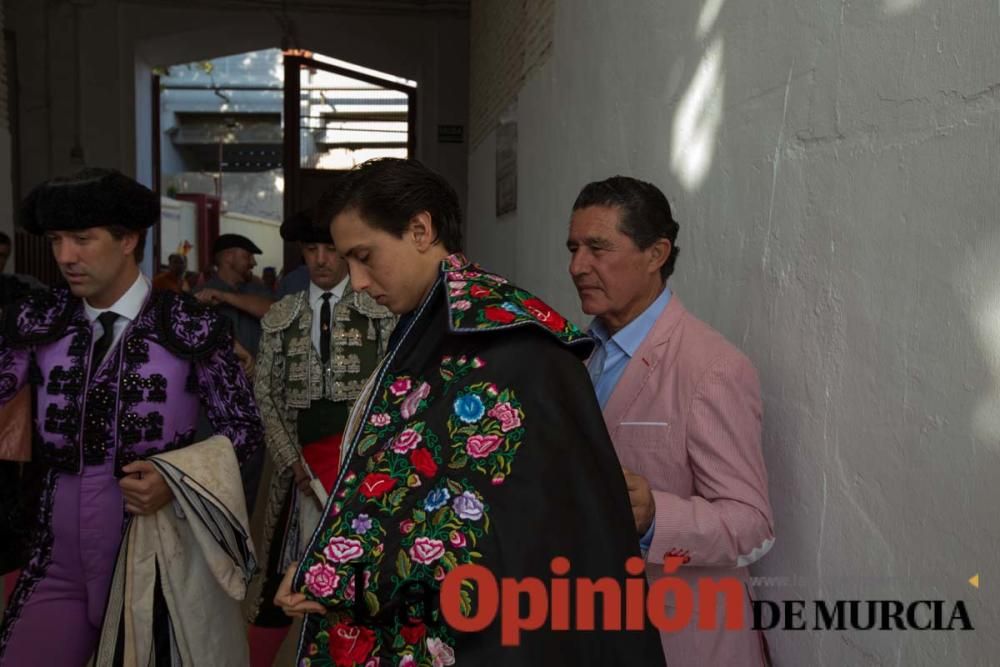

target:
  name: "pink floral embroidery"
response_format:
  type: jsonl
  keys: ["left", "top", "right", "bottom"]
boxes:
{"left": 409, "top": 537, "right": 446, "bottom": 565}
{"left": 400, "top": 655, "right": 416, "bottom": 667}
{"left": 369, "top": 413, "right": 391, "bottom": 427}
{"left": 487, "top": 402, "right": 521, "bottom": 432}
{"left": 345, "top": 570, "right": 372, "bottom": 601}
{"left": 449, "top": 531, "right": 467, "bottom": 548}
{"left": 392, "top": 428, "right": 423, "bottom": 454}
{"left": 390, "top": 378, "right": 413, "bottom": 397}
{"left": 466, "top": 434, "right": 502, "bottom": 459}
{"left": 323, "top": 536, "right": 364, "bottom": 564}
{"left": 304, "top": 562, "right": 340, "bottom": 597}
{"left": 426, "top": 637, "right": 456, "bottom": 667}
{"left": 452, "top": 299, "right": 472, "bottom": 311}
{"left": 401, "top": 382, "right": 431, "bottom": 419}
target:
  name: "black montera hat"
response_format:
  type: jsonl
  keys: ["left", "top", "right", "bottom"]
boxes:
{"left": 19, "top": 168, "right": 158, "bottom": 234}
{"left": 280, "top": 210, "right": 332, "bottom": 244}
{"left": 212, "top": 233, "right": 263, "bottom": 256}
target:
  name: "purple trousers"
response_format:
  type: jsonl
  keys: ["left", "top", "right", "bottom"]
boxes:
{"left": 0, "top": 462, "right": 124, "bottom": 666}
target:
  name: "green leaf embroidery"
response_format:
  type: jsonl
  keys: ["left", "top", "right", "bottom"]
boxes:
{"left": 396, "top": 549, "right": 411, "bottom": 579}
{"left": 357, "top": 433, "right": 379, "bottom": 455}
{"left": 460, "top": 588, "right": 473, "bottom": 617}
{"left": 365, "top": 590, "right": 381, "bottom": 615}
{"left": 387, "top": 487, "right": 408, "bottom": 509}
{"left": 432, "top": 506, "right": 449, "bottom": 526}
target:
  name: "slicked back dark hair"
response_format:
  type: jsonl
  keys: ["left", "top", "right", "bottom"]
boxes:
{"left": 319, "top": 158, "right": 463, "bottom": 253}
{"left": 572, "top": 176, "right": 680, "bottom": 281}
{"left": 107, "top": 225, "right": 146, "bottom": 263}
{"left": 0, "top": 231, "right": 10, "bottom": 246}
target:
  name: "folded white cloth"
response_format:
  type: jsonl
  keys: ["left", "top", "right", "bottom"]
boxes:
{"left": 96, "top": 436, "right": 257, "bottom": 667}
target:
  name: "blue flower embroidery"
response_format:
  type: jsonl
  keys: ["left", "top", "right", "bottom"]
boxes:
{"left": 501, "top": 302, "right": 525, "bottom": 315}
{"left": 453, "top": 394, "right": 485, "bottom": 424}
{"left": 424, "top": 487, "right": 451, "bottom": 512}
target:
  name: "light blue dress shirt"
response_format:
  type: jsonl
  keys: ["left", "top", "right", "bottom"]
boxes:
{"left": 587, "top": 286, "right": 671, "bottom": 551}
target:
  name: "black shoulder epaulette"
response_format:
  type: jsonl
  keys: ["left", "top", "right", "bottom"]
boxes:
{"left": 155, "top": 289, "right": 231, "bottom": 359}
{"left": 1, "top": 287, "right": 78, "bottom": 348}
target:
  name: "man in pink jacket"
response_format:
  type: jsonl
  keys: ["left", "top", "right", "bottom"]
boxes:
{"left": 567, "top": 176, "right": 775, "bottom": 667}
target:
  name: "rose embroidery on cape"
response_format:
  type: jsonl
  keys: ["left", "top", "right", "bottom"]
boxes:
{"left": 323, "top": 537, "right": 365, "bottom": 564}
{"left": 304, "top": 562, "right": 340, "bottom": 597}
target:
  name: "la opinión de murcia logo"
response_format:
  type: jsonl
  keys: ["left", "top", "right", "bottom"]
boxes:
{"left": 338, "top": 556, "right": 974, "bottom": 644}
{"left": 440, "top": 556, "right": 975, "bottom": 643}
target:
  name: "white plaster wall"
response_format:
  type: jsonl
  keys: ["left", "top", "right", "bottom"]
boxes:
{"left": 468, "top": 1, "right": 1000, "bottom": 664}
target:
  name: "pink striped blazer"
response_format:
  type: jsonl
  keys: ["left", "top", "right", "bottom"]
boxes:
{"left": 597, "top": 296, "right": 774, "bottom": 667}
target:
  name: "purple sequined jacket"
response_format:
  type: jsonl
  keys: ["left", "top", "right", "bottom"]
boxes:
{"left": 0, "top": 287, "right": 262, "bottom": 476}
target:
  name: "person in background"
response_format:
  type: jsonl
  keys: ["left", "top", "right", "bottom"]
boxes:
{"left": 192, "top": 234, "right": 274, "bottom": 515}
{"left": 246, "top": 210, "right": 395, "bottom": 667}
{"left": 194, "top": 234, "right": 274, "bottom": 357}
{"left": 276, "top": 262, "right": 309, "bottom": 299}
{"left": 151, "top": 252, "right": 189, "bottom": 293}
{"left": 183, "top": 270, "right": 202, "bottom": 292}
{"left": 274, "top": 158, "right": 666, "bottom": 666}
{"left": 261, "top": 266, "right": 278, "bottom": 295}
{"left": 0, "top": 231, "right": 45, "bottom": 290}
{"left": 567, "top": 175, "right": 774, "bottom": 667}
{"left": 0, "top": 168, "right": 263, "bottom": 666}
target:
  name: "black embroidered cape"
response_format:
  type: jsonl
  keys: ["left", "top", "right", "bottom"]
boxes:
{"left": 293, "top": 254, "right": 667, "bottom": 666}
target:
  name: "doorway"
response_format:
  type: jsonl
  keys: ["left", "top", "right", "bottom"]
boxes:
{"left": 152, "top": 48, "right": 416, "bottom": 283}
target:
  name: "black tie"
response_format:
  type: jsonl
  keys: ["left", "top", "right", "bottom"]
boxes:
{"left": 90, "top": 311, "right": 120, "bottom": 380}
{"left": 320, "top": 293, "right": 333, "bottom": 365}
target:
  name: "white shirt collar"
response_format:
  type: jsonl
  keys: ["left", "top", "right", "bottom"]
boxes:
{"left": 309, "top": 275, "right": 349, "bottom": 307}
{"left": 83, "top": 272, "right": 150, "bottom": 324}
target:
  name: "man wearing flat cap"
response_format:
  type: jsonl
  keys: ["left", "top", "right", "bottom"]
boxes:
{"left": 245, "top": 209, "right": 395, "bottom": 665}
{"left": 0, "top": 168, "right": 264, "bottom": 666}
{"left": 195, "top": 232, "right": 275, "bottom": 357}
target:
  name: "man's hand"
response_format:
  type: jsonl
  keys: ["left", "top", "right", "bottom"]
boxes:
{"left": 275, "top": 563, "right": 326, "bottom": 618}
{"left": 291, "top": 461, "right": 320, "bottom": 505}
{"left": 194, "top": 288, "right": 226, "bottom": 306}
{"left": 622, "top": 467, "right": 656, "bottom": 535}
{"left": 119, "top": 460, "right": 174, "bottom": 515}
{"left": 233, "top": 340, "right": 255, "bottom": 378}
